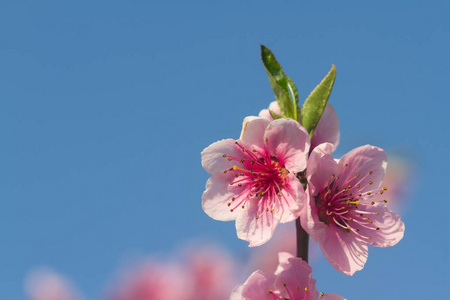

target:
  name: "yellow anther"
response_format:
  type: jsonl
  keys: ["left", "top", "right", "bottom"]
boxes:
{"left": 383, "top": 200, "right": 388, "bottom": 203}
{"left": 240, "top": 159, "right": 245, "bottom": 163}
{"left": 228, "top": 157, "right": 232, "bottom": 161}
{"left": 230, "top": 209, "right": 234, "bottom": 212}
{"left": 344, "top": 163, "right": 348, "bottom": 167}
{"left": 368, "top": 236, "right": 372, "bottom": 239}
{"left": 305, "top": 287, "right": 309, "bottom": 291}
{"left": 264, "top": 138, "right": 268, "bottom": 141}
{"left": 383, "top": 187, "right": 387, "bottom": 190}
{"left": 232, "top": 197, "right": 235, "bottom": 200}
{"left": 283, "top": 284, "right": 287, "bottom": 287}
{"left": 256, "top": 216, "right": 259, "bottom": 219}
{"left": 367, "top": 192, "right": 371, "bottom": 195}
{"left": 375, "top": 212, "right": 379, "bottom": 215}
{"left": 320, "top": 292, "right": 324, "bottom": 296}
{"left": 356, "top": 173, "right": 360, "bottom": 177}
{"left": 252, "top": 149, "right": 257, "bottom": 152}
{"left": 369, "top": 171, "right": 373, "bottom": 175}
{"left": 371, "top": 202, "right": 375, "bottom": 205}
{"left": 223, "top": 154, "right": 227, "bottom": 157}
{"left": 229, "top": 182, "right": 234, "bottom": 185}
{"left": 356, "top": 184, "right": 360, "bottom": 188}
{"left": 369, "top": 181, "right": 373, "bottom": 184}
{"left": 227, "top": 203, "right": 231, "bottom": 206}
{"left": 223, "top": 170, "right": 227, "bottom": 174}
{"left": 380, "top": 190, "right": 384, "bottom": 194}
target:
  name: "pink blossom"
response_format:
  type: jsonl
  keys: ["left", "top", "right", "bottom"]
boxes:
{"left": 259, "top": 101, "right": 340, "bottom": 152}
{"left": 184, "top": 246, "right": 237, "bottom": 300}
{"left": 202, "top": 117, "right": 310, "bottom": 246}
{"left": 230, "top": 253, "right": 345, "bottom": 300}
{"left": 301, "top": 143, "right": 405, "bottom": 275}
{"left": 106, "top": 262, "right": 190, "bottom": 300}
{"left": 25, "top": 268, "right": 83, "bottom": 300}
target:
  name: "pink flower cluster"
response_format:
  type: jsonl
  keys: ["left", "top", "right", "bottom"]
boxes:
{"left": 230, "top": 253, "right": 344, "bottom": 300}
{"left": 201, "top": 98, "right": 405, "bottom": 299}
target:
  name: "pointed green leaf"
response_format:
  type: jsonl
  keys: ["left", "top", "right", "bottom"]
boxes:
{"left": 301, "top": 65, "right": 336, "bottom": 138}
{"left": 260, "top": 45, "right": 294, "bottom": 119}
{"left": 269, "top": 109, "right": 282, "bottom": 120}
{"left": 286, "top": 76, "right": 300, "bottom": 122}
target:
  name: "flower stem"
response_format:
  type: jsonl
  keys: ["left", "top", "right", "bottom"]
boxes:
{"left": 296, "top": 217, "right": 309, "bottom": 262}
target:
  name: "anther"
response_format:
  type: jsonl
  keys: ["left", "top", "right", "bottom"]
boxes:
{"left": 376, "top": 227, "right": 380, "bottom": 230}
{"left": 283, "top": 284, "right": 287, "bottom": 287}
{"left": 228, "top": 158, "right": 232, "bottom": 161}
{"left": 380, "top": 190, "right": 384, "bottom": 194}
{"left": 241, "top": 205, "right": 245, "bottom": 209}
{"left": 229, "top": 182, "right": 234, "bottom": 185}
{"left": 238, "top": 183, "right": 242, "bottom": 187}
{"left": 268, "top": 290, "right": 273, "bottom": 294}
{"left": 367, "top": 192, "right": 371, "bottom": 195}
{"left": 227, "top": 203, "right": 231, "bottom": 206}
{"left": 320, "top": 292, "right": 324, "bottom": 296}
{"left": 223, "top": 170, "right": 227, "bottom": 174}
{"left": 356, "top": 173, "right": 360, "bottom": 177}
{"left": 371, "top": 202, "right": 375, "bottom": 205}
{"left": 369, "top": 181, "right": 373, "bottom": 184}
{"left": 230, "top": 209, "right": 234, "bottom": 212}
{"left": 223, "top": 154, "right": 227, "bottom": 157}
{"left": 369, "top": 171, "right": 373, "bottom": 175}
{"left": 256, "top": 216, "right": 259, "bottom": 219}
{"left": 375, "top": 212, "right": 379, "bottom": 215}
{"left": 356, "top": 184, "right": 360, "bottom": 188}
{"left": 252, "top": 149, "right": 257, "bottom": 152}
{"left": 368, "top": 236, "right": 372, "bottom": 239}
{"left": 240, "top": 159, "right": 245, "bottom": 163}
{"left": 264, "top": 138, "right": 268, "bottom": 141}
{"left": 383, "top": 187, "right": 387, "bottom": 190}
{"left": 232, "top": 197, "right": 235, "bottom": 200}
{"left": 344, "top": 163, "right": 348, "bottom": 167}
{"left": 305, "top": 287, "right": 309, "bottom": 291}
{"left": 383, "top": 200, "right": 388, "bottom": 203}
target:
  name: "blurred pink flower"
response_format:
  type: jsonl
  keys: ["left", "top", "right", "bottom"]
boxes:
{"left": 106, "top": 262, "right": 189, "bottom": 300}
{"left": 184, "top": 245, "right": 237, "bottom": 300}
{"left": 25, "top": 268, "right": 83, "bottom": 300}
{"left": 230, "top": 252, "right": 345, "bottom": 300}
{"left": 202, "top": 117, "right": 310, "bottom": 246}
{"left": 301, "top": 143, "right": 405, "bottom": 275}
{"left": 259, "top": 101, "right": 340, "bottom": 152}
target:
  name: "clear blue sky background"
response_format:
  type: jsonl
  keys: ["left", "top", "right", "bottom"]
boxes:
{"left": 0, "top": 1, "right": 448, "bottom": 299}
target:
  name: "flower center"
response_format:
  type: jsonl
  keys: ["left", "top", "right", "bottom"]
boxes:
{"left": 315, "top": 165, "right": 388, "bottom": 240}
{"left": 222, "top": 141, "right": 290, "bottom": 216}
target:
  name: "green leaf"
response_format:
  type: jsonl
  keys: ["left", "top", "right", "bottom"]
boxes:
{"left": 286, "top": 76, "right": 300, "bottom": 122}
{"left": 260, "top": 45, "right": 294, "bottom": 118}
{"left": 301, "top": 65, "right": 336, "bottom": 138}
{"left": 269, "top": 109, "right": 282, "bottom": 120}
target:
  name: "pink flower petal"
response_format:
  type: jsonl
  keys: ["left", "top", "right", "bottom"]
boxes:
{"left": 311, "top": 104, "right": 340, "bottom": 151}
{"left": 258, "top": 101, "right": 281, "bottom": 120}
{"left": 274, "top": 258, "right": 319, "bottom": 300}
{"left": 241, "top": 271, "right": 278, "bottom": 300}
{"left": 348, "top": 204, "right": 405, "bottom": 247}
{"left": 337, "top": 145, "right": 387, "bottom": 193}
{"left": 265, "top": 118, "right": 310, "bottom": 173}
{"left": 306, "top": 143, "right": 337, "bottom": 195}
{"left": 274, "top": 252, "right": 294, "bottom": 275}
{"left": 201, "top": 139, "right": 248, "bottom": 175}
{"left": 240, "top": 117, "right": 271, "bottom": 150}
{"left": 235, "top": 198, "right": 280, "bottom": 247}
{"left": 320, "top": 226, "right": 368, "bottom": 276}
{"left": 202, "top": 174, "right": 239, "bottom": 221}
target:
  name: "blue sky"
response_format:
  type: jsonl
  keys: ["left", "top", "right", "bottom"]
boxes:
{"left": 0, "top": 1, "right": 448, "bottom": 299}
